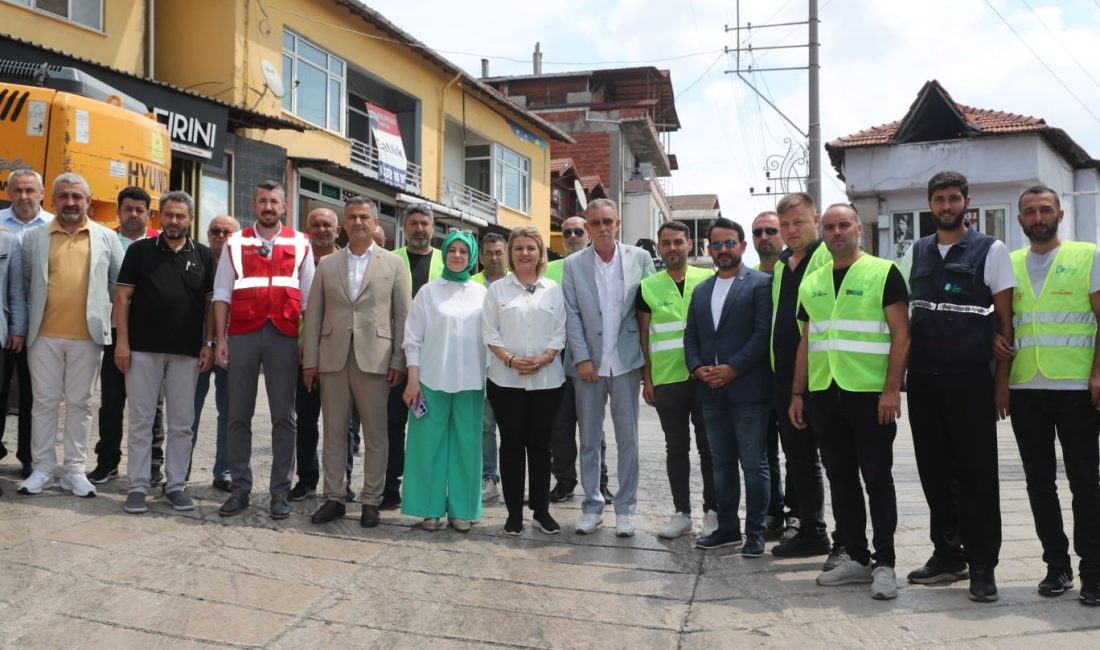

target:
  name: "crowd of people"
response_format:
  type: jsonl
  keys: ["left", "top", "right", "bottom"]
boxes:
{"left": 0, "top": 168, "right": 1096, "bottom": 607}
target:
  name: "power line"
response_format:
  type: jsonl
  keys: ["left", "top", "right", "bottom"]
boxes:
{"left": 1019, "top": 0, "right": 1100, "bottom": 93}
{"left": 984, "top": 0, "right": 1100, "bottom": 124}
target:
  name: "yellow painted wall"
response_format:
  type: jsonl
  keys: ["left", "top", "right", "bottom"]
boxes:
{"left": 0, "top": 0, "right": 148, "bottom": 74}
{"left": 153, "top": 0, "right": 553, "bottom": 238}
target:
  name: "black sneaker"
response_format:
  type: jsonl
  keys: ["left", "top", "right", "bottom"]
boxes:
{"left": 504, "top": 514, "right": 524, "bottom": 536}
{"left": 548, "top": 482, "right": 574, "bottom": 502}
{"left": 1038, "top": 566, "right": 1074, "bottom": 597}
{"left": 379, "top": 491, "right": 401, "bottom": 510}
{"left": 822, "top": 541, "right": 848, "bottom": 572}
{"left": 771, "top": 532, "right": 831, "bottom": 558}
{"left": 533, "top": 510, "right": 560, "bottom": 534}
{"left": 288, "top": 482, "right": 315, "bottom": 502}
{"left": 149, "top": 464, "right": 165, "bottom": 487}
{"left": 600, "top": 485, "right": 615, "bottom": 505}
{"left": 86, "top": 465, "right": 119, "bottom": 485}
{"left": 219, "top": 492, "right": 250, "bottom": 517}
{"left": 1080, "top": 575, "right": 1099, "bottom": 606}
{"left": 968, "top": 567, "right": 999, "bottom": 602}
{"left": 345, "top": 487, "right": 357, "bottom": 503}
{"left": 696, "top": 530, "right": 743, "bottom": 550}
{"left": 907, "top": 555, "right": 970, "bottom": 585}
{"left": 764, "top": 515, "right": 784, "bottom": 541}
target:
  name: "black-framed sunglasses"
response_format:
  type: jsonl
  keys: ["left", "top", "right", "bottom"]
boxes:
{"left": 752, "top": 227, "right": 779, "bottom": 237}
{"left": 563, "top": 228, "right": 585, "bottom": 237}
{"left": 208, "top": 228, "right": 233, "bottom": 237}
{"left": 710, "top": 239, "right": 740, "bottom": 251}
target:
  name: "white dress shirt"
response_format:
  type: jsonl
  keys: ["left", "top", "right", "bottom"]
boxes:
{"left": 347, "top": 243, "right": 374, "bottom": 297}
{"left": 404, "top": 278, "right": 487, "bottom": 393}
{"left": 0, "top": 207, "right": 53, "bottom": 242}
{"left": 212, "top": 228, "right": 315, "bottom": 310}
{"left": 482, "top": 274, "right": 567, "bottom": 390}
{"left": 594, "top": 245, "right": 627, "bottom": 377}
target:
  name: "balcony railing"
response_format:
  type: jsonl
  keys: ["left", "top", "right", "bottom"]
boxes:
{"left": 442, "top": 177, "right": 498, "bottom": 225}
{"left": 349, "top": 139, "right": 423, "bottom": 194}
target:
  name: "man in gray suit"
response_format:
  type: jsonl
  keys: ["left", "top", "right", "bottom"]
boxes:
{"left": 563, "top": 198, "right": 655, "bottom": 537}
{"left": 0, "top": 227, "right": 28, "bottom": 495}
{"left": 18, "top": 172, "right": 124, "bottom": 498}
{"left": 684, "top": 217, "right": 773, "bottom": 557}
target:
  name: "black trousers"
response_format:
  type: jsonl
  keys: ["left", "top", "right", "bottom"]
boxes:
{"left": 1010, "top": 389, "right": 1100, "bottom": 578}
{"left": 765, "top": 407, "right": 793, "bottom": 518}
{"left": 0, "top": 349, "right": 31, "bottom": 465}
{"left": 774, "top": 377, "right": 828, "bottom": 538}
{"left": 549, "top": 378, "right": 608, "bottom": 490}
{"left": 908, "top": 370, "right": 1001, "bottom": 569}
{"left": 809, "top": 385, "right": 897, "bottom": 567}
{"left": 653, "top": 380, "right": 717, "bottom": 514}
{"left": 295, "top": 366, "right": 321, "bottom": 487}
{"left": 383, "top": 378, "right": 409, "bottom": 498}
{"left": 487, "top": 380, "right": 564, "bottom": 516}
{"left": 94, "top": 336, "right": 164, "bottom": 470}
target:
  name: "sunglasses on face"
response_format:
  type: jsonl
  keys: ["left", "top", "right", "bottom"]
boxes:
{"left": 563, "top": 228, "right": 585, "bottom": 237}
{"left": 752, "top": 227, "right": 779, "bottom": 237}
{"left": 208, "top": 228, "right": 232, "bottom": 237}
{"left": 710, "top": 239, "right": 740, "bottom": 251}
{"left": 588, "top": 217, "right": 616, "bottom": 228}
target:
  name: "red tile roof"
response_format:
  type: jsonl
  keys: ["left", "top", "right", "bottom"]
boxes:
{"left": 550, "top": 158, "right": 576, "bottom": 175}
{"left": 669, "top": 194, "right": 720, "bottom": 211}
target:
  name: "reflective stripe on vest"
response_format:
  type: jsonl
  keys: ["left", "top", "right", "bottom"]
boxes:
{"left": 641, "top": 266, "right": 712, "bottom": 385}
{"left": 799, "top": 254, "right": 894, "bottom": 393}
{"left": 911, "top": 299, "right": 994, "bottom": 316}
{"left": 1009, "top": 241, "right": 1097, "bottom": 383}
{"left": 771, "top": 243, "right": 831, "bottom": 370}
{"left": 226, "top": 225, "right": 309, "bottom": 337}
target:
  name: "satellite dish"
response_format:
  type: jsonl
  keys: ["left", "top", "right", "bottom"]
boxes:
{"left": 260, "top": 59, "right": 285, "bottom": 99}
{"left": 573, "top": 179, "right": 587, "bottom": 212}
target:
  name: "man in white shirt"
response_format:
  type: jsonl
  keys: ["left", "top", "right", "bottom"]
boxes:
{"left": 0, "top": 168, "right": 52, "bottom": 478}
{"left": 562, "top": 199, "right": 655, "bottom": 536}
{"left": 302, "top": 197, "right": 410, "bottom": 528}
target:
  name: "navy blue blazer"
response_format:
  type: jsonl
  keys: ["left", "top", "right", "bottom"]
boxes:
{"left": 684, "top": 265, "right": 773, "bottom": 404}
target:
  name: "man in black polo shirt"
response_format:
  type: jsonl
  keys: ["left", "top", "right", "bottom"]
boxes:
{"left": 113, "top": 191, "right": 215, "bottom": 514}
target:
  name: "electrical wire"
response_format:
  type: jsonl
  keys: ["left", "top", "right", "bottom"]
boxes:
{"left": 1019, "top": 0, "right": 1100, "bottom": 93}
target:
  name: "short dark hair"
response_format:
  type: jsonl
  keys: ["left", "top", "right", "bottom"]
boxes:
{"left": 927, "top": 171, "right": 969, "bottom": 200}
{"left": 159, "top": 190, "right": 194, "bottom": 216}
{"left": 708, "top": 217, "right": 744, "bottom": 243}
{"left": 1018, "top": 184, "right": 1060, "bottom": 211}
{"left": 344, "top": 195, "right": 378, "bottom": 216}
{"left": 404, "top": 203, "right": 433, "bottom": 220}
{"left": 255, "top": 180, "right": 284, "bottom": 194}
{"left": 117, "top": 186, "right": 151, "bottom": 209}
{"left": 481, "top": 232, "right": 506, "bottom": 247}
{"left": 657, "top": 220, "right": 690, "bottom": 239}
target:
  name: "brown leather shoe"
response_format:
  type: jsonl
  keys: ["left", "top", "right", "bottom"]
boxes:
{"left": 310, "top": 500, "right": 346, "bottom": 524}
{"left": 360, "top": 504, "right": 381, "bottom": 528}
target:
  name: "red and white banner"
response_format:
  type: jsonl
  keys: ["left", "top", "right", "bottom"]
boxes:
{"left": 366, "top": 102, "right": 407, "bottom": 188}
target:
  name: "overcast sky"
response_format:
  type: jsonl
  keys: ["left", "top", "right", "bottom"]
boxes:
{"left": 369, "top": 0, "right": 1100, "bottom": 262}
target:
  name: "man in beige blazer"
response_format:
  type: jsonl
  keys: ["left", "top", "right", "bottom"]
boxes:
{"left": 302, "top": 196, "right": 411, "bottom": 528}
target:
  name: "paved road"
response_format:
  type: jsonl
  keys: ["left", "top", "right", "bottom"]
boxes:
{"left": 1, "top": 387, "right": 1097, "bottom": 648}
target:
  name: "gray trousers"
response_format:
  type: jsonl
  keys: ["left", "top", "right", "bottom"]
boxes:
{"left": 126, "top": 351, "right": 199, "bottom": 494}
{"left": 227, "top": 322, "right": 299, "bottom": 496}
{"left": 574, "top": 369, "right": 641, "bottom": 516}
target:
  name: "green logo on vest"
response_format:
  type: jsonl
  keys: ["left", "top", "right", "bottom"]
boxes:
{"left": 812, "top": 290, "right": 828, "bottom": 298}
{"left": 845, "top": 288, "right": 864, "bottom": 296}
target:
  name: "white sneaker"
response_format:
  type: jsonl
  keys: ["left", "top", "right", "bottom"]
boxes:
{"left": 871, "top": 566, "right": 898, "bottom": 600}
{"left": 481, "top": 478, "right": 499, "bottom": 501}
{"left": 700, "top": 510, "right": 719, "bottom": 537}
{"left": 574, "top": 513, "right": 603, "bottom": 535}
{"left": 18, "top": 470, "right": 53, "bottom": 495}
{"left": 59, "top": 471, "right": 97, "bottom": 498}
{"left": 659, "top": 512, "right": 692, "bottom": 539}
{"left": 616, "top": 514, "right": 636, "bottom": 537}
{"left": 817, "top": 557, "right": 873, "bottom": 586}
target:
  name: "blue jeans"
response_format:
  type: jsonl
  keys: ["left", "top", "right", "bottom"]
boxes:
{"left": 190, "top": 365, "right": 230, "bottom": 481}
{"left": 482, "top": 398, "right": 498, "bottom": 481}
{"left": 702, "top": 400, "right": 771, "bottom": 536}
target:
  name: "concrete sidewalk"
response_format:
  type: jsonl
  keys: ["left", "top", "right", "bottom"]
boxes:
{"left": 1, "top": 388, "right": 1097, "bottom": 649}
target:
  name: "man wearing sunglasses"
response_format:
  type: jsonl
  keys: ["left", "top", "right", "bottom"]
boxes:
{"left": 546, "top": 215, "right": 612, "bottom": 504}
{"left": 563, "top": 200, "right": 655, "bottom": 536}
{"left": 190, "top": 215, "right": 240, "bottom": 492}
{"left": 212, "top": 180, "right": 314, "bottom": 520}
{"left": 685, "top": 218, "right": 773, "bottom": 556}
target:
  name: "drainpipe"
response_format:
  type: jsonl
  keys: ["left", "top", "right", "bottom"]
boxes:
{"left": 437, "top": 72, "right": 463, "bottom": 202}
{"left": 146, "top": 0, "right": 155, "bottom": 77}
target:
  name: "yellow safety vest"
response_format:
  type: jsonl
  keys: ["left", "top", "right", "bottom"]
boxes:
{"left": 1009, "top": 241, "right": 1097, "bottom": 383}
{"left": 545, "top": 258, "right": 564, "bottom": 285}
{"left": 771, "top": 243, "right": 831, "bottom": 369}
{"left": 799, "top": 255, "right": 894, "bottom": 393}
{"left": 640, "top": 266, "right": 713, "bottom": 385}
{"left": 394, "top": 247, "right": 443, "bottom": 291}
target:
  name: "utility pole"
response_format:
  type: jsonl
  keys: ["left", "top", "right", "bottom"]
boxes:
{"left": 725, "top": 0, "right": 821, "bottom": 207}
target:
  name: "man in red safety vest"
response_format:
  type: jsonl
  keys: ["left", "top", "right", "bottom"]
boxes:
{"left": 212, "top": 180, "right": 314, "bottom": 520}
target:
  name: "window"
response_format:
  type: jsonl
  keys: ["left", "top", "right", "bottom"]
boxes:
{"left": 282, "top": 29, "right": 345, "bottom": 133}
{"left": 890, "top": 204, "right": 1009, "bottom": 260}
{"left": 463, "top": 144, "right": 530, "bottom": 213}
{"left": 6, "top": 0, "right": 102, "bottom": 30}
